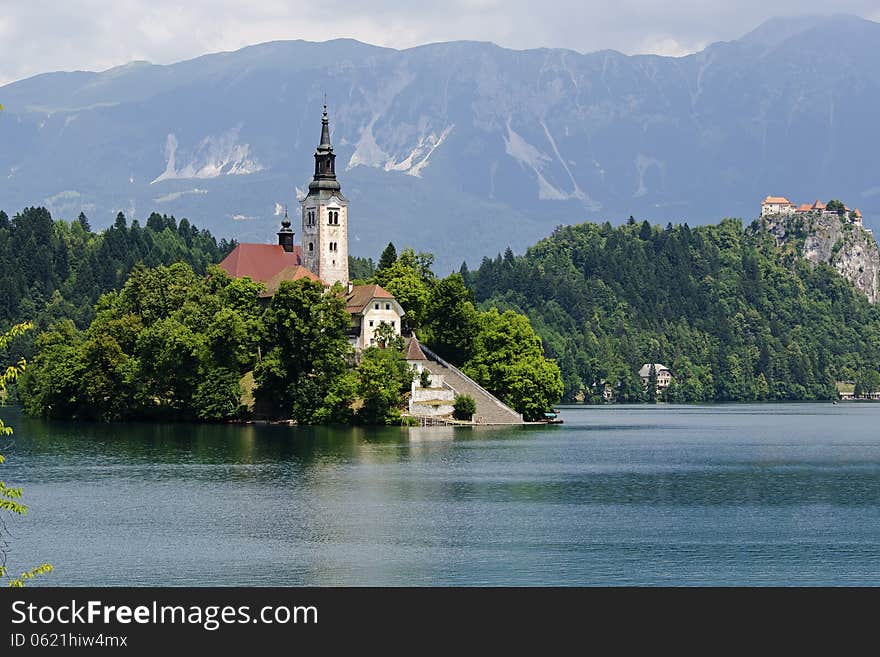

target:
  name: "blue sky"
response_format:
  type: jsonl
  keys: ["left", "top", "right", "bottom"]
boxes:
{"left": 1, "top": 0, "right": 878, "bottom": 86}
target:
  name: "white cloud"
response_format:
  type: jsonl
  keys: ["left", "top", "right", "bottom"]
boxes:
{"left": 0, "top": 1, "right": 877, "bottom": 86}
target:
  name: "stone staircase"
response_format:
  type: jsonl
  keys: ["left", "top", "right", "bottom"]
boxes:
{"left": 419, "top": 344, "right": 523, "bottom": 425}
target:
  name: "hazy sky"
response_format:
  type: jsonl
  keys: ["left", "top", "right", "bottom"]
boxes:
{"left": 1, "top": 0, "right": 878, "bottom": 86}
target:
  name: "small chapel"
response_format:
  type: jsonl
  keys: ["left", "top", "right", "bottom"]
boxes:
{"left": 218, "top": 105, "right": 404, "bottom": 351}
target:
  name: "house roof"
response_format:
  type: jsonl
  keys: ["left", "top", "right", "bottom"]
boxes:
{"left": 217, "top": 243, "right": 303, "bottom": 283}
{"left": 854, "top": 208, "right": 862, "bottom": 217}
{"left": 762, "top": 196, "right": 792, "bottom": 205}
{"left": 811, "top": 199, "right": 826, "bottom": 210}
{"left": 345, "top": 283, "right": 396, "bottom": 314}
{"left": 260, "top": 265, "right": 322, "bottom": 297}
{"left": 639, "top": 363, "right": 671, "bottom": 377}
{"left": 796, "top": 203, "right": 812, "bottom": 212}
{"left": 405, "top": 336, "right": 428, "bottom": 361}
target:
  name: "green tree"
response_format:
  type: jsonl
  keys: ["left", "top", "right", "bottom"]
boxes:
{"left": 374, "top": 250, "right": 433, "bottom": 329}
{"left": 255, "top": 279, "right": 352, "bottom": 423}
{"left": 377, "top": 242, "right": 398, "bottom": 272}
{"left": 1, "top": 322, "right": 53, "bottom": 586}
{"left": 826, "top": 199, "right": 846, "bottom": 216}
{"left": 19, "top": 321, "right": 86, "bottom": 418}
{"left": 646, "top": 364, "right": 658, "bottom": 403}
{"left": 422, "top": 273, "right": 481, "bottom": 365}
{"left": 372, "top": 321, "right": 404, "bottom": 350}
{"left": 419, "top": 368, "right": 432, "bottom": 388}
{"left": 453, "top": 394, "right": 476, "bottom": 421}
{"left": 356, "top": 346, "right": 412, "bottom": 424}
{"left": 464, "top": 309, "right": 563, "bottom": 420}
{"left": 855, "top": 370, "right": 880, "bottom": 397}
{"left": 192, "top": 369, "right": 244, "bottom": 421}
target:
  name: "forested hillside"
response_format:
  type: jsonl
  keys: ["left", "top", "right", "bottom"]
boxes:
{"left": 0, "top": 207, "right": 234, "bottom": 332}
{"left": 468, "top": 218, "right": 880, "bottom": 402}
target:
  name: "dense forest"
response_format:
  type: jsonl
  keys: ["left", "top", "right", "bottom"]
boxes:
{"left": 17, "top": 252, "right": 562, "bottom": 423}
{"left": 8, "top": 205, "right": 880, "bottom": 418}
{"left": 0, "top": 207, "right": 234, "bottom": 332}
{"left": 465, "top": 218, "right": 880, "bottom": 402}
{"left": 8, "top": 208, "right": 561, "bottom": 423}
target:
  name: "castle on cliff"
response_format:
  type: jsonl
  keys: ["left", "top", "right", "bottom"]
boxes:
{"left": 761, "top": 196, "right": 863, "bottom": 226}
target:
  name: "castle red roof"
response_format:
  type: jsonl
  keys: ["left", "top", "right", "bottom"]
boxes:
{"left": 762, "top": 196, "right": 792, "bottom": 205}
{"left": 217, "top": 244, "right": 304, "bottom": 283}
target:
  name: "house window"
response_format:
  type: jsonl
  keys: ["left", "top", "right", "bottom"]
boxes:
{"left": 385, "top": 303, "right": 390, "bottom": 310}
{"left": 391, "top": 321, "right": 396, "bottom": 328}
{"left": 369, "top": 320, "right": 374, "bottom": 327}
{"left": 374, "top": 303, "right": 379, "bottom": 310}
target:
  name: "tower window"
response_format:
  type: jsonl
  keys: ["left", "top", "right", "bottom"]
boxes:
{"left": 308, "top": 242, "right": 313, "bottom": 252}
{"left": 328, "top": 210, "right": 339, "bottom": 225}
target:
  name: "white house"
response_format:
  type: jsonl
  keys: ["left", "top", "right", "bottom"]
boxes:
{"left": 761, "top": 196, "right": 796, "bottom": 216}
{"left": 345, "top": 284, "right": 405, "bottom": 350}
{"left": 639, "top": 363, "right": 673, "bottom": 391}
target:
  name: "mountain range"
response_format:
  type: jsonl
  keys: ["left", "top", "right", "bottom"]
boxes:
{"left": 1, "top": 13, "right": 878, "bottom": 272}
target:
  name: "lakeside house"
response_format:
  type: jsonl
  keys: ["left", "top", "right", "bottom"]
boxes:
{"left": 639, "top": 363, "right": 672, "bottom": 392}
{"left": 761, "top": 196, "right": 863, "bottom": 226}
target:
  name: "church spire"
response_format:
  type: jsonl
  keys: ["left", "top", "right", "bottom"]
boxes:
{"left": 309, "top": 102, "right": 340, "bottom": 193}
{"left": 319, "top": 103, "right": 332, "bottom": 151}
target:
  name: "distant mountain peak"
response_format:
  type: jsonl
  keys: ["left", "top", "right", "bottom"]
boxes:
{"left": 1, "top": 15, "right": 878, "bottom": 273}
{"left": 739, "top": 13, "right": 874, "bottom": 50}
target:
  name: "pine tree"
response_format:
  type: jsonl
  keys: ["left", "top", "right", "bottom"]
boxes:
{"left": 76, "top": 211, "right": 91, "bottom": 232}
{"left": 377, "top": 242, "right": 397, "bottom": 271}
{"left": 647, "top": 364, "right": 658, "bottom": 403}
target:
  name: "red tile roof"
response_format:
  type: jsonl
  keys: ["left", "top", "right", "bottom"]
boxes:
{"left": 217, "top": 244, "right": 303, "bottom": 283}
{"left": 811, "top": 199, "right": 826, "bottom": 210}
{"left": 762, "top": 196, "right": 792, "bottom": 205}
{"left": 405, "top": 336, "right": 428, "bottom": 361}
{"left": 796, "top": 203, "right": 812, "bottom": 212}
{"left": 261, "top": 265, "right": 322, "bottom": 297}
{"left": 345, "top": 284, "right": 395, "bottom": 314}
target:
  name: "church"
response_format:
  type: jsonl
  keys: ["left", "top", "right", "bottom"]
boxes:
{"left": 218, "top": 106, "right": 404, "bottom": 351}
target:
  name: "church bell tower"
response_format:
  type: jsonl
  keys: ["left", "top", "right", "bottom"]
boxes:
{"left": 301, "top": 104, "right": 349, "bottom": 286}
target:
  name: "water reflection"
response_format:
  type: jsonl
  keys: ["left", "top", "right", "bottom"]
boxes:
{"left": 3, "top": 404, "right": 880, "bottom": 585}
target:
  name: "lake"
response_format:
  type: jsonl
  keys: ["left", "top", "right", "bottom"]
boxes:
{"left": 2, "top": 403, "right": 880, "bottom": 586}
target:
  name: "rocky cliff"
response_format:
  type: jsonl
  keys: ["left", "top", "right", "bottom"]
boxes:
{"left": 757, "top": 212, "right": 880, "bottom": 303}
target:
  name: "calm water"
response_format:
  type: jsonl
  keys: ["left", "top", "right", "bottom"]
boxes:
{"left": 2, "top": 403, "right": 880, "bottom": 586}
